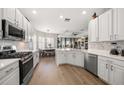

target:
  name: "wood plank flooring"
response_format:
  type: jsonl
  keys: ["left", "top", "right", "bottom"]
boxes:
{"left": 29, "top": 57, "right": 105, "bottom": 85}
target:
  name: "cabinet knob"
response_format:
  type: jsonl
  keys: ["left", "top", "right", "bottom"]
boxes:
{"left": 111, "top": 65, "right": 114, "bottom": 71}
{"left": 106, "top": 64, "right": 108, "bottom": 69}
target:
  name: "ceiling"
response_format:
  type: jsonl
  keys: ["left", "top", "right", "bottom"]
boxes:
{"left": 19, "top": 8, "right": 109, "bottom": 34}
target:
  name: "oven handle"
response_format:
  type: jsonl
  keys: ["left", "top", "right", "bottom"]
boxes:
{"left": 23, "top": 56, "right": 33, "bottom": 64}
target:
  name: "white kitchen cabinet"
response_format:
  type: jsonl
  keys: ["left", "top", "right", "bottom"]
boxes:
{"left": 33, "top": 50, "right": 39, "bottom": 68}
{"left": 1, "top": 68, "right": 19, "bottom": 85}
{"left": 0, "top": 61, "right": 19, "bottom": 85}
{"left": 22, "top": 16, "right": 28, "bottom": 41}
{"left": 56, "top": 51, "right": 66, "bottom": 65}
{"left": 15, "top": 9, "right": 23, "bottom": 28}
{"left": 56, "top": 50, "right": 84, "bottom": 67}
{"left": 27, "top": 22, "right": 32, "bottom": 41}
{"left": 73, "top": 52, "right": 84, "bottom": 67}
{"left": 113, "top": 8, "right": 124, "bottom": 40}
{"left": 98, "top": 56, "right": 109, "bottom": 82}
{"left": 68, "top": 52, "right": 75, "bottom": 65}
{"left": 88, "top": 18, "right": 99, "bottom": 42}
{"left": 99, "top": 9, "right": 112, "bottom": 41}
{"left": 2, "top": 8, "right": 16, "bottom": 24}
{"left": 98, "top": 56, "right": 124, "bottom": 85}
{"left": 109, "top": 62, "right": 124, "bottom": 85}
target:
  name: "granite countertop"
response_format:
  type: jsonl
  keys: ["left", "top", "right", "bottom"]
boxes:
{"left": 0, "top": 59, "right": 20, "bottom": 70}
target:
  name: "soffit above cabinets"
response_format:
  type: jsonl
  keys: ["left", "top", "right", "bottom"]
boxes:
{"left": 19, "top": 8, "right": 109, "bottom": 34}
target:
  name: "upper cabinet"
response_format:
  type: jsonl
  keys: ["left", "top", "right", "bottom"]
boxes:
{"left": 2, "top": 8, "right": 16, "bottom": 24}
{"left": 89, "top": 8, "right": 124, "bottom": 42}
{"left": 3, "top": 8, "right": 23, "bottom": 29}
{"left": 88, "top": 18, "right": 99, "bottom": 42}
{"left": 1, "top": 8, "right": 33, "bottom": 41}
{"left": 99, "top": 9, "right": 112, "bottom": 41}
{"left": 113, "top": 8, "right": 124, "bottom": 40}
{"left": 15, "top": 9, "right": 23, "bottom": 28}
{"left": 22, "top": 16, "right": 28, "bottom": 41}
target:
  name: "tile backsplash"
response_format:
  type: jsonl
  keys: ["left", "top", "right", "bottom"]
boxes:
{"left": 88, "top": 41, "right": 124, "bottom": 51}
{"left": 0, "top": 40, "right": 30, "bottom": 50}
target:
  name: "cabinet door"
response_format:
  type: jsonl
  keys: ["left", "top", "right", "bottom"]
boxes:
{"left": 23, "top": 16, "right": 28, "bottom": 41}
{"left": 90, "top": 20, "right": 96, "bottom": 42}
{"left": 98, "top": 57, "right": 109, "bottom": 82}
{"left": 99, "top": 9, "right": 112, "bottom": 41}
{"left": 88, "top": 20, "right": 92, "bottom": 42}
{"left": 110, "top": 64, "right": 124, "bottom": 85}
{"left": 28, "top": 22, "right": 32, "bottom": 41}
{"left": 113, "top": 9, "right": 124, "bottom": 40}
{"left": 16, "top": 9, "right": 23, "bottom": 28}
{"left": 3, "top": 8, "right": 16, "bottom": 24}
{"left": 74, "top": 52, "right": 84, "bottom": 67}
{"left": 68, "top": 52, "right": 75, "bottom": 65}
{"left": 88, "top": 18, "right": 99, "bottom": 42}
{"left": 1, "top": 68, "right": 19, "bottom": 85}
{"left": 0, "top": 8, "right": 2, "bottom": 39}
{"left": 58, "top": 52, "right": 66, "bottom": 64}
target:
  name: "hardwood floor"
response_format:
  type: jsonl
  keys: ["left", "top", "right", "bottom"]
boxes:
{"left": 29, "top": 57, "right": 105, "bottom": 85}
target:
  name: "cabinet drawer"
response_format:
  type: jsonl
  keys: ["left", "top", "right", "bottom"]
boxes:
{"left": 98, "top": 56, "right": 124, "bottom": 69}
{"left": 110, "top": 58, "right": 124, "bottom": 67}
{"left": 0, "top": 67, "right": 19, "bottom": 85}
{"left": 0, "top": 62, "right": 19, "bottom": 80}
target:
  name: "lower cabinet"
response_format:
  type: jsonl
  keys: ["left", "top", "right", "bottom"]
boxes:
{"left": 33, "top": 51, "right": 39, "bottom": 68}
{"left": 98, "top": 56, "right": 109, "bottom": 82}
{"left": 0, "top": 61, "right": 19, "bottom": 85}
{"left": 109, "top": 64, "right": 124, "bottom": 84}
{"left": 98, "top": 56, "right": 124, "bottom": 85}
{"left": 55, "top": 50, "right": 84, "bottom": 67}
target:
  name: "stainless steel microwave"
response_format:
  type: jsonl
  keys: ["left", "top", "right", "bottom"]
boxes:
{"left": 2, "top": 19, "right": 25, "bottom": 40}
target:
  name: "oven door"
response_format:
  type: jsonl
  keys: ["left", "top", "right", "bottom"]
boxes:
{"left": 20, "top": 56, "right": 33, "bottom": 84}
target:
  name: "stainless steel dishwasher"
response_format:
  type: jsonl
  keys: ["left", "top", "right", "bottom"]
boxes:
{"left": 84, "top": 53, "right": 98, "bottom": 76}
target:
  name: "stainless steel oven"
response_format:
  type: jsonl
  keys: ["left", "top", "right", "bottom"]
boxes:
{"left": 19, "top": 53, "right": 33, "bottom": 84}
{"left": 2, "top": 19, "right": 25, "bottom": 40}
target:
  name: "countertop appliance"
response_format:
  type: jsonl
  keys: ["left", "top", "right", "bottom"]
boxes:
{"left": 121, "top": 49, "right": 124, "bottom": 56}
{"left": 110, "top": 49, "right": 119, "bottom": 55}
{"left": 110, "top": 42, "right": 119, "bottom": 55}
{"left": 84, "top": 53, "right": 98, "bottom": 76}
{"left": 0, "top": 45, "right": 33, "bottom": 85}
{"left": 2, "top": 19, "right": 25, "bottom": 40}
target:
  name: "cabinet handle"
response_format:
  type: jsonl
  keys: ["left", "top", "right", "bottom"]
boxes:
{"left": 106, "top": 64, "right": 108, "bottom": 69}
{"left": 111, "top": 65, "right": 114, "bottom": 71}
{"left": 5, "top": 68, "right": 14, "bottom": 73}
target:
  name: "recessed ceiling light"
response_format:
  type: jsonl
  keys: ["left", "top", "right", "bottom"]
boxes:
{"left": 60, "top": 15, "right": 63, "bottom": 19}
{"left": 82, "top": 11, "right": 86, "bottom": 15}
{"left": 32, "top": 10, "right": 37, "bottom": 14}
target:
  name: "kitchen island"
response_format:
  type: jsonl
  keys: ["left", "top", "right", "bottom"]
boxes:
{"left": 55, "top": 48, "right": 84, "bottom": 67}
